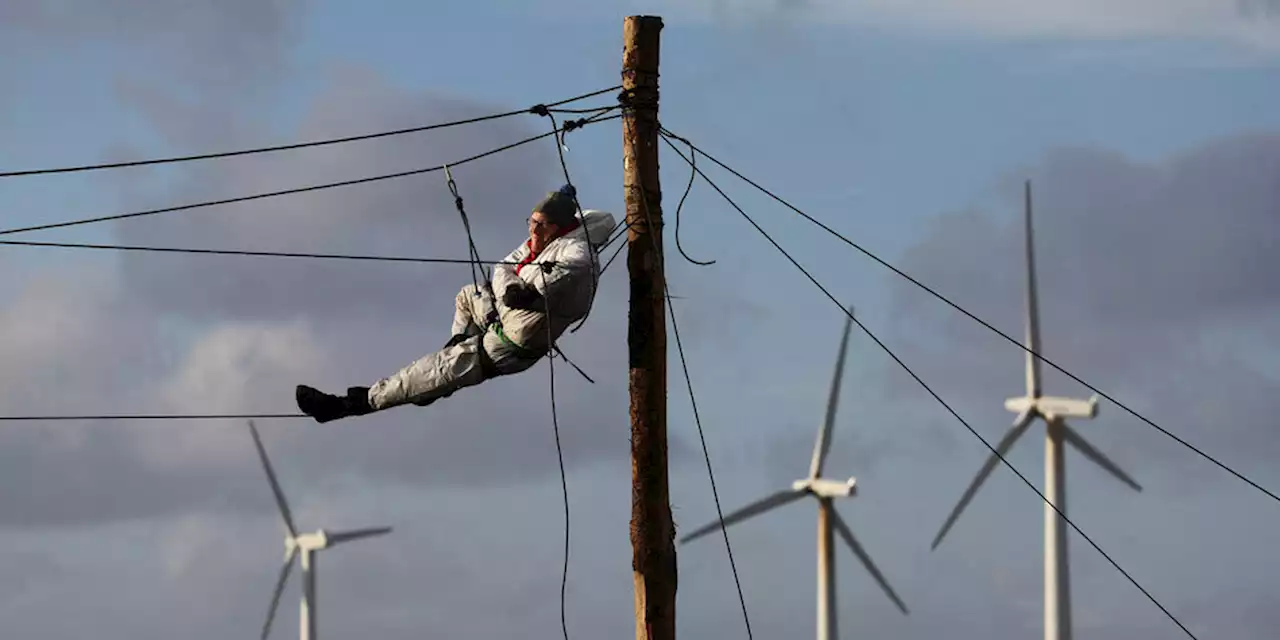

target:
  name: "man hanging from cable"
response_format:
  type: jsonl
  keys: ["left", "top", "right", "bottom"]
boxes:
{"left": 294, "top": 184, "right": 615, "bottom": 423}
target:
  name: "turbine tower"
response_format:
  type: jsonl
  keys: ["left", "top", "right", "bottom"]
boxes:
{"left": 248, "top": 420, "right": 393, "bottom": 640}
{"left": 679, "top": 308, "right": 909, "bottom": 640}
{"left": 929, "top": 180, "right": 1142, "bottom": 640}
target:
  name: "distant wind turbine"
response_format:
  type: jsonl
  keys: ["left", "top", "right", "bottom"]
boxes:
{"left": 679, "top": 307, "right": 908, "bottom": 640}
{"left": 929, "top": 180, "right": 1142, "bottom": 640}
{"left": 248, "top": 420, "right": 392, "bottom": 640}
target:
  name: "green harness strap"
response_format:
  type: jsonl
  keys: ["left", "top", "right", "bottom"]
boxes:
{"left": 486, "top": 321, "right": 544, "bottom": 361}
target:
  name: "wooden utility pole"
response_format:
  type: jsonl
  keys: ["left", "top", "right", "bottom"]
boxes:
{"left": 623, "top": 14, "right": 674, "bottom": 640}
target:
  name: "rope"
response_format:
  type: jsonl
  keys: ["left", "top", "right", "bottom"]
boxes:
{"left": 0, "top": 115, "right": 621, "bottom": 238}
{"left": 673, "top": 137, "right": 715, "bottom": 266}
{"left": 530, "top": 106, "right": 602, "bottom": 335}
{"left": 625, "top": 116, "right": 755, "bottom": 639}
{"left": 443, "top": 165, "right": 500, "bottom": 316}
{"left": 0, "top": 85, "right": 622, "bottom": 178}
{"left": 595, "top": 218, "right": 633, "bottom": 277}
{"left": 659, "top": 126, "right": 1280, "bottom": 509}
{"left": 599, "top": 231, "right": 629, "bottom": 277}
{"left": 537, "top": 266, "right": 572, "bottom": 640}
{"left": 442, "top": 161, "right": 595, "bottom": 387}
{"left": 659, "top": 133, "right": 1199, "bottom": 640}
{"left": 0, "top": 239, "right": 528, "bottom": 266}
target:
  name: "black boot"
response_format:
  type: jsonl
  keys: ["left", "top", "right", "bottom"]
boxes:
{"left": 296, "top": 385, "right": 373, "bottom": 423}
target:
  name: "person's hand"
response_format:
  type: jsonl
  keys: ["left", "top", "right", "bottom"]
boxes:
{"left": 502, "top": 281, "right": 543, "bottom": 310}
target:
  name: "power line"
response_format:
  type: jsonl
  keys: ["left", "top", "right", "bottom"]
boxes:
{"left": 660, "top": 134, "right": 1198, "bottom": 640}
{"left": 0, "top": 239, "right": 526, "bottom": 265}
{"left": 0, "top": 114, "right": 621, "bottom": 238}
{"left": 627, "top": 117, "right": 754, "bottom": 639}
{"left": 660, "top": 126, "right": 1280, "bottom": 509}
{"left": 0, "top": 85, "right": 622, "bottom": 178}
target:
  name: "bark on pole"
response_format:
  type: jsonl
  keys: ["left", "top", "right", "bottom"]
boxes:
{"left": 623, "top": 14, "right": 675, "bottom": 640}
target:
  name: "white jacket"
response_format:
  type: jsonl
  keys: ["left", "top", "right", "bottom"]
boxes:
{"left": 489, "top": 208, "right": 616, "bottom": 350}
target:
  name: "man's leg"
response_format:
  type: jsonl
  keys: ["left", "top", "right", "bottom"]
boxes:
{"left": 366, "top": 334, "right": 488, "bottom": 411}
{"left": 296, "top": 319, "right": 544, "bottom": 424}
{"left": 295, "top": 335, "right": 488, "bottom": 423}
{"left": 366, "top": 327, "right": 542, "bottom": 411}
{"left": 447, "top": 283, "right": 497, "bottom": 347}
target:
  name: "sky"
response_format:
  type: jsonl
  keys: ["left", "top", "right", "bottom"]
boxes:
{"left": 1, "top": 1, "right": 1279, "bottom": 638}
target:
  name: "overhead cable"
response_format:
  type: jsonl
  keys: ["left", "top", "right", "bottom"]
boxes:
{"left": 659, "top": 125, "right": 1280, "bottom": 508}
{"left": 0, "top": 115, "right": 620, "bottom": 238}
{"left": 0, "top": 239, "right": 523, "bottom": 266}
{"left": 626, "top": 117, "right": 754, "bottom": 639}
{"left": 0, "top": 85, "right": 622, "bottom": 178}
{"left": 660, "top": 134, "right": 1198, "bottom": 640}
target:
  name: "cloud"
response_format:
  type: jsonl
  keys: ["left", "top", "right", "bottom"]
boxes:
{"left": 0, "top": 61, "right": 712, "bottom": 529}
{"left": 640, "top": 0, "right": 1280, "bottom": 53}
{"left": 878, "top": 130, "right": 1280, "bottom": 487}
{"left": 113, "top": 65, "right": 557, "bottom": 324}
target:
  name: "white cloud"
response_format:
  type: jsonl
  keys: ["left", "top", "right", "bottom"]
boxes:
{"left": 138, "top": 320, "right": 330, "bottom": 469}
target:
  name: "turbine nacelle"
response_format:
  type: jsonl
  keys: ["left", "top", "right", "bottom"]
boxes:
{"left": 679, "top": 307, "right": 911, "bottom": 634}
{"left": 792, "top": 477, "right": 858, "bottom": 498}
{"left": 932, "top": 182, "right": 1143, "bottom": 640}
{"left": 288, "top": 531, "right": 330, "bottom": 554}
{"left": 1004, "top": 395, "right": 1099, "bottom": 421}
{"left": 248, "top": 420, "right": 392, "bottom": 640}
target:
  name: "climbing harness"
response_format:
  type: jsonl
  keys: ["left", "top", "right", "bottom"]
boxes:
{"left": 440, "top": 168, "right": 595, "bottom": 384}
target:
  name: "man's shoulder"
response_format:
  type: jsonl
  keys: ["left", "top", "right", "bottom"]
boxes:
{"left": 552, "top": 235, "right": 592, "bottom": 257}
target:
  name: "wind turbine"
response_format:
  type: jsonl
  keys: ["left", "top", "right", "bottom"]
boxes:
{"left": 679, "top": 308, "right": 909, "bottom": 640}
{"left": 247, "top": 420, "right": 393, "bottom": 640}
{"left": 928, "top": 180, "right": 1142, "bottom": 640}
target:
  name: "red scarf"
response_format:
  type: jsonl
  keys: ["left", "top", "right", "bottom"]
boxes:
{"left": 515, "top": 219, "right": 580, "bottom": 274}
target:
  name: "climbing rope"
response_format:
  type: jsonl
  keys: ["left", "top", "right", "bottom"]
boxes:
{"left": 443, "top": 165, "right": 500, "bottom": 316}
{"left": 672, "top": 136, "right": 715, "bottom": 266}
{"left": 536, "top": 265, "right": 572, "bottom": 640}
{"left": 440, "top": 162, "right": 595, "bottom": 386}
{"left": 529, "top": 105, "right": 603, "bottom": 335}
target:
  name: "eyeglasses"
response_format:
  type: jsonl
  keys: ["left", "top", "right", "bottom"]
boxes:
{"left": 527, "top": 216, "right": 552, "bottom": 229}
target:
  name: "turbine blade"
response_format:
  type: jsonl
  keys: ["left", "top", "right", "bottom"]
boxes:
{"left": 1024, "top": 179, "right": 1043, "bottom": 399}
{"left": 261, "top": 548, "right": 296, "bottom": 640}
{"left": 830, "top": 509, "right": 909, "bottom": 615}
{"left": 1062, "top": 422, "right": 1142, "bottom": 492}
{"left": 327, "top": 526, "right": 393, "bottom": 546}
{"left": 678, "top": 489, "right": 806, "bottom": 545}
{"left": 810, "top": 305, "right": 855, "bottom": 479}
{"left": 248, "top": 420, "right": 298, "bottom": 537}
{"left": 931, "top": 409, "right": 1036, "bottom": 550}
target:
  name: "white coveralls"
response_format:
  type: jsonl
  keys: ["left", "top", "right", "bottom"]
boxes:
{"left": 365, "top": 208, "right": 617, "bottom": 411}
